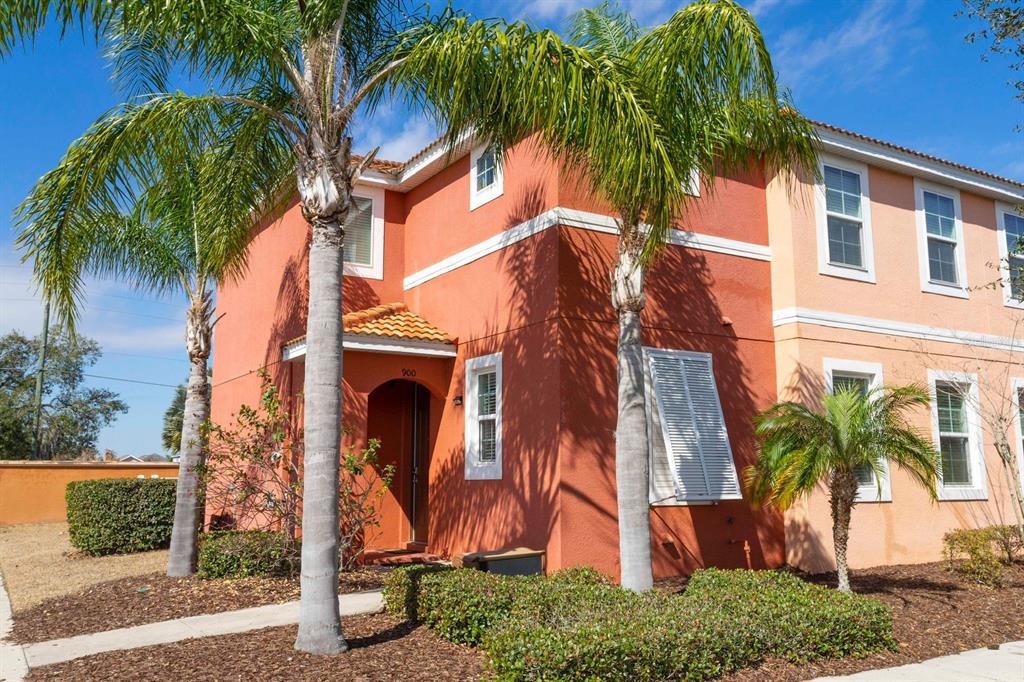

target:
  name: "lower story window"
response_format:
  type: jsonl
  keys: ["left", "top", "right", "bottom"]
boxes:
{"left": 464, "top": 353, "right": 502, "bottom": 480}
{"left": 930, "top": 371, "right": 986, "bottom": 501}
{"left": 936, "top": 382, "right": 971, "bottom": 486}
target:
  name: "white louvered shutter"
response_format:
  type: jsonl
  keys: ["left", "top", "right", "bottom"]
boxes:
{"left": 343, "top": 196, "right": 374, "bottom": 266}
{"left": 647, "top": 350, "right": 742, "bottom": 502}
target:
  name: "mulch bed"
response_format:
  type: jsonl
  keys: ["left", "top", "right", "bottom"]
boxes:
{"left": 27, "top": 613, "right": 486, "bottom": 682}
{"left": 9, "top": 569, "right": 386, "bottom": 644}
{"left": 724, "top": 561, "right": 1024, "bottom": 681}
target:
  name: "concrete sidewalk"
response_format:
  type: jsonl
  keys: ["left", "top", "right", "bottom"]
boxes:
{"left": 1, "top": 588, "right": 382, "bottom": 681}
{"left": 813, "top": 641, "right": 1024, "bottom": 681}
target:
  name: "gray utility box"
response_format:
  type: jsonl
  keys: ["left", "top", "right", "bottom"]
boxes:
{"left": 460, "top": 547, "right": 545, "bottom": 576}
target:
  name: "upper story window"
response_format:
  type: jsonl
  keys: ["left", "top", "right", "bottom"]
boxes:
{"left": 815, "top": 156, "right": 875, "bottom": 283}
{"left": 342, "top": 186, "right": 385, "bottom": 280}
{"left": 915, "top": 180, "right": 967, "bottom": 298}
{"left": 929, "top": 370, "right": 986, "bottom": 501}
{"left": 644, "top": 348, "right": 742, "bottom": 505}
{"left": 823, "top": 358, "right": 890, "bottom": 502}
{"left": 997, "top": 204, "right": 1024, "bottom": 307}
{"left": 469, "top": 144, "right": 504, "bottom": 210}
{"left": 464, "top": 352, "right": 502, "bottom": 480}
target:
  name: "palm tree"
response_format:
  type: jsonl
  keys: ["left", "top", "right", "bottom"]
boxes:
{"left": 16, "top": 109, "right": 291, "bottom": 578}
{"left": 2, "top": 0, "right": 676, "bottom": 653}
{"left": 746, "top": 386, "right": 940, "bottom": 592}
{"left": 162, "top": 384, "right": 186, "bottom": 456}
{"left": 567, "top": 1, "right": 818, "bottom": 590}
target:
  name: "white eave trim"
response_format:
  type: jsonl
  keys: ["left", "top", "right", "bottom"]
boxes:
{"left": 283, "top": 335, "right": 457, "bottom": 360}
{"left": 403, "top": 207, "right": 771, "bottom": 290}
{"left": 815, "top": 126, "right": 1024, "bottom": 203}
{"left": 774, "top": 306, "right": 1023, "bottom": 352}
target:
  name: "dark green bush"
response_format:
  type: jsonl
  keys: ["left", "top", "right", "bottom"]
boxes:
{"left": 387, "top": 566, "right": 896, "bottom": 681}
{"left": 382, "top": 564, "right": 453, "bottom": 620}
{"left": 196, "top": 531, "right": 300, "bottom": 579}
{"left": 66, "top": 478, "right": 176, "bottom": 555}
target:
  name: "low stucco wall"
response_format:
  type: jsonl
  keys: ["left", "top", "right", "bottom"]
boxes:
{"left": 0, "top": 461, "right": 179, "bottom": 525}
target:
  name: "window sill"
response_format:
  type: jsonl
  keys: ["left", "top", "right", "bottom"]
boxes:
{"left": 470, "top": 185, "right": 503, "bottom": 211}
{"left": 937, "top": 485, "right": 987, "bottom": 502}
{"left": 922, "top": 281, "right": 969, "bottom": 299}
{"left": 820, "top": 263, "right": 876, "bottom": 284}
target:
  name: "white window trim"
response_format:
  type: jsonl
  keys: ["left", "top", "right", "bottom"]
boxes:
{"left": 996, "top": 202, "right": 1024, "bottom": 309}
{"left": 464, "top": 352, "right": 502, "bottom": 480}
{"left": 929, "top": 369, "right": 987, "bottom": 501}
{"left": 815, "top": 155, "right": 876, "bottom": 283}
{"left": 343, "top": 185, "right": 385, "bottom": 280}
{"left": 823, "top": 358, "right": 891, "bottom": 503}
{"left": 469, "top": 144, "right": 504, "bottom": 210}
{"left": 1012, "top": 377, "right": 1024, "bottom": 496}
{"left": 914, "top": 179, "right": 968, "bottom": 299}
{"left": 684, "top": 168, "right": 701, "bottom": 197}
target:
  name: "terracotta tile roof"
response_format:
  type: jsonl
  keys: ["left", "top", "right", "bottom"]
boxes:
{"left": 813, "top": 120, "right": 1024, "bottom": 190}
{"left": 283, "top": 303, "right": 453, "bottom": 348}
{"left": 352, "top": 154, "right": 404, "bottom": 175}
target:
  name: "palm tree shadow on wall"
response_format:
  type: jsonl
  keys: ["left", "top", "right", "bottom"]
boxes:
{"left": 775, "top": 363, "right": 831, "bottom": 573}
{"left": 550, "top": 186, "right": 784, "bottom": 575}
{"left": 426, "top": 181, "right": 572, "bottom": 561}
{"left": 431, "top": 170, "right": 787, "bottom": 576}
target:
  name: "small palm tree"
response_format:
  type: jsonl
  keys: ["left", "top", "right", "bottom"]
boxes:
{"left": 162, "top": 384, "right": 186, "bottom": 456}
{"left": 568, "top": 1, "right": 818, "bottom": 591}
{"left": 746, "top": 386, "right": 939, "bottom": 592}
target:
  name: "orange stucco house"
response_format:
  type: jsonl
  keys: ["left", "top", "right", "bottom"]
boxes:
{"left": 210, "top": 125, "right": 1024, "bottom": 580}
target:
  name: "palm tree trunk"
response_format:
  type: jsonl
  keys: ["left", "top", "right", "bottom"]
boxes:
{"left": 829, "top": 470, "right": 859, "bottom": 592}
{"left": 294, "top": 212, "right": 346, "bottom": 654}
{"left": 167, "top": 295, "right": 212, "bottom": 577}
{"left": 611, "top": 241, "right": 653, "bottom": 592}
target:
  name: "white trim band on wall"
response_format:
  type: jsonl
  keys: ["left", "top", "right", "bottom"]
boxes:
{"left": 403, "top": 207, "right": 772, "bottom": 290}
{"left": 773, "top": 307, "right": 1023, "bottom": 352}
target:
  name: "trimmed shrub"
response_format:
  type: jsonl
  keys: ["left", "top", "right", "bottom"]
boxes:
{"left": 387, "top": 566, "right": 896, "bottom": 681}
{"left": 196, "top": 531, "right": 300, "bottom": 579}
{"left": 66, "top": 478, "right": 176, "bottom": 555}
{"left": 944, "top": 527, "right": 1005, "bottom": 586}
{"left": 383, "top": 564, "right": 453, "bottom": 620}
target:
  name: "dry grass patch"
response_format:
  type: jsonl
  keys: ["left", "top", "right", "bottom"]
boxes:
{"left": 0, "top": 522, "right": 167, "bottom": 611}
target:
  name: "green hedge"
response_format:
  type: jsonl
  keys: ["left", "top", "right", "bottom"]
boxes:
{"left": 384, "top": 566, "right": 896, "bottom": 681}
{"left": 65, "top": 478, "right": 176, "bottom": 555}
{"left": 197, "top": 531, "right": 300, "bottom": 579}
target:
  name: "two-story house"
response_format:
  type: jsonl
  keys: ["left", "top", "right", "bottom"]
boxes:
{"left": 210, "top": 124, "right": 1024, "bottom": 580}
{"left": 768, "top": 123, "right": 1024, "bottom": 572}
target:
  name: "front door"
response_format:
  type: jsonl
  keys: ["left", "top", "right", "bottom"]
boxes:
{"left": 366, "top": 380, "right": 431, "bottom": 549}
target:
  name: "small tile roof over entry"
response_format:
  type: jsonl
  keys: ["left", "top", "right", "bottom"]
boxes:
{"left": 343, "top": 303, "right": 452, "bottom": 343}
{"left": 284, "top": 303, "right": 453, "bottom": 349}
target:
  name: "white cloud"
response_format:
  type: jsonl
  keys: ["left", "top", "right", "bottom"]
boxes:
{"left": 515, "top": 0, "right": 672, "bottom": 27}
{"left": 771, "top": 0, "right": 926, "bottom": 95}
{"left": 746, "top": 0, "right": 785, "bottom": 18}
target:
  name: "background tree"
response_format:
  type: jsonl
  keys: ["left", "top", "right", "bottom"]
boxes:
{"left": 567, "top": 0, "right": 818, "bottom": 591}
{"left": 0, "top": 330, "right": 127, "bottom": 460}
{"left": 3, "top": 0, "right": 675, "bottom": 653}
{"left": 747, "top": 386, "right": 939, "bottom": 592}
{"left": 961, "top": 0, "right": 1024, "bottom": 106}
{"left": 16, "top": 109, "right": 289, "bottom": 578}
{"left": 162, "top": 384, "right": 186, "bottom": 456}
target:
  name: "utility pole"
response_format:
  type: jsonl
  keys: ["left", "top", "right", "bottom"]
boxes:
{"left": 32, "top": 301, "right": 50, "bottom": 460}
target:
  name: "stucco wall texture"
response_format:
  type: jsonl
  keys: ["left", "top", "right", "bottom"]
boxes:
{"left": 0, "top": 462, "right": 179, "bottom": 525}
{"left": 768, "top": 161, "right": 1024, "bottom": 572}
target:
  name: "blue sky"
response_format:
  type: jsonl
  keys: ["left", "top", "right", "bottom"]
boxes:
{"left": 1, "top": 0, "right": 1021, "bottom": 457}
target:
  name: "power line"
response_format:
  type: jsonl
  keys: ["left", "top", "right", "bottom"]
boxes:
{"left": 83, "top": 373, "right": 179, "bottom": 388}
{"left": 0, "top": 298, "right": 182, "bottom": 323}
